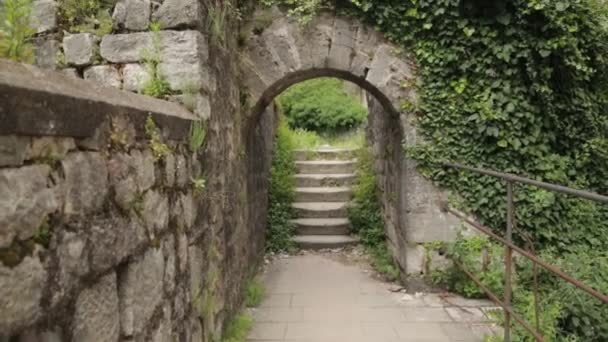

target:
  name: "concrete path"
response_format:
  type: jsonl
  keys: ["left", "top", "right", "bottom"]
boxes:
{"left": 247, "top": 253, "right": 500, "bottom": 342}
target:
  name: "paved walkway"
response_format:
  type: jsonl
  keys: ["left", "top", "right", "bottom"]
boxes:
{"left": 247, "top": 253, "right": 500, "bottom": 342}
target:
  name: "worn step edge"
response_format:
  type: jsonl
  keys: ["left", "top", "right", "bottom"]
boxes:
{"left": 293, "top": 235, "right": 359, "bottom": 250}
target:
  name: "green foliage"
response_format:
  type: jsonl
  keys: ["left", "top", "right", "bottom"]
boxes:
{"left": 278, "top": 78, "right": 367, "bottom": 134}
{"left": 244, "top": 279, "right": 265, "bottom": 308}
{"left": 266, "top": 118, "right": 297, "bottom": 252}
{"left": 0, "top": 0, "right": 35, "bottom": 63}
{"left": 260, "top": 0, "right": 326, "bottom": 25}
{"left": 144, "top": 115, "right": 171, "bottom": 160}
{"left": 434, "top": 233, "right": 505, "bottom": 299}
{"left": 222, "top": 313, "right": 253, "bottom": 342}
{"left": 207, "top": 0, "right": 234, "bottom": 45}
{"left": 58, "top": 0, "right": 114, "bottom": 35}
{"left": 191, "top": 177, "right": 207, "bottom": 195}
{"left": 141, "top": 22, "right": 171, "bottom": 98}
{"left": 440, "top": 234, "right": 608, "bottom": 341}
{"left": 33, "top": 221, "right": 51, "bottom": 248}
{"left": 189, "top": 120, "right": 207, "bottom": 153}
{"left": 348, "top": 145, "right": 400, "bottom": 281}
{"left": 290, "top": 128, "right": 365, "bottom": 150}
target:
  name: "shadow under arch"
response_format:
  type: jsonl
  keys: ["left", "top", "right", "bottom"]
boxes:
{"left": 246, "top": 68, "right": 401, "bottom": 131}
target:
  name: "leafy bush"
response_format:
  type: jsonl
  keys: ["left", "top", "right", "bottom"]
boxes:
{"left": 278, "top": 78, "right": 367, "bottom": 133}
{"left": 59, "top": 0, "right": 114, "bottom": 35}
{"left": 0, "top": 0, "right": 35, "bottom": 63}
{"left": 266, "top": 118, "right": 297, "bottom": 252}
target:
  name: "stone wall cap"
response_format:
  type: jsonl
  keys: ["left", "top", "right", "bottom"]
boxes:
{"left": 0, "top": 60, "right": 196, "bottom": 138}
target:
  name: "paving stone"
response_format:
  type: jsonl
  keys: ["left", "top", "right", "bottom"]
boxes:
{"left": 248, "top": 254, "right": 488, "bottom": 342}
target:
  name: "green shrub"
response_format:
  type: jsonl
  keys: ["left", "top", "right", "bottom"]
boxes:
{"left": 58, "top": 0, "right": 113, "bottom": 35}
{"left": 266, "top": 118, "right": 297, "bottom": 252}
{"left": 222, "top": 313, "right": 253, "bottom": 342}
{"left": 244, "top": 279, "right": 265, "bottom": 308}
{"left": 278, "top": 78, "right": 367, "bottom": 133}
{"left": 348, "top": 144, "right": 400, "bottom": 281}
{"left": 0, "top": 0, "right": 35, "bottom": 63}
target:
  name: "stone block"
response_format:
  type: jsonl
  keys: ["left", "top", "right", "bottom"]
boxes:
{"left": 112, "top": 0, "right": 151, "bottom": 31}
{"left": 87, "top": 215, "right": 147, "bottom": 273}
{"left": 328, "top": 17, "right": 356, "bottom": 70}
{"left": 172, "top": 93, "right": 210, "bottom": 120}
{"left": 175, "top": 154, "right": 188, "bottom": 188}
{"left": 0, "top": 251, "right": 47, "bottom": 334}
{"left": 158, "top": 31, "right": 209, "bottom": 91}
{"left": 151, "top": 304, "right": 172, "bottom": 342}
{"left": 162, "top": 235, "right": 176, "bottom": 295}
{"left": 15, "top": 327, "right": 63, "bottom": 342}
{"left": 119, "top": 248, "right": 165, "bottom": 337}
{"left": 51, "top": 231, "right": 89, "bottom": 307}
{"left": 171, "top": 192, "right": 196, "bottom": 230}
{"left": 122, "top": 63, "right": 150, "bottom": 92}
{"left": 100, "top": 32, "right": 152, "bottom": 63}
{"left": 141, "top": 190, "right": 169, "bottom": 234}
{"left": 163, "top": 153, "right": 176, "bottom": 187}
{"left": 188, "top": 246, "right": 203, "bottom": 300}
{"left": 26, "top": 137, "right": 76, "bottom": 161}
{"left": 34, "top": 38, "right": 60, "bottom": 70}
{"left": 31, "top": 0, "right": 57, "bottom": 33}
{"left": 61, "top": 152, "right": 108, "bottom": 220}
{"left": 0, "top": 135, "right": 29, "bottom": 167}
{"left": 0, "top": 165, "right": 58, "bottom": 248}
{"left": 84, "top": 65, "right": 122, "bottom": 89}
{"left": 63, "top": 33, "right": 97, "bottom": 67}
{"left": 61, "top": 68, "right": 80, "bottom": 79}
{"left": 153, "top": 0, "right": 203, "bottom": 29}
{"left": 72, "top": 272, "right": 120, "bottom": 342}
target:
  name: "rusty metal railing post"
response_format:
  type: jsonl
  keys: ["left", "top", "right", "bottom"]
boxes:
{"left": 504, "top": 181, "right": 515, "bottom": 342}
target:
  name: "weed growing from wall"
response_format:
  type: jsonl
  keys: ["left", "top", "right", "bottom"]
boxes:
{"left": 0, "top": 0, "right": 35, "bottom": 63}
{"left": 221, "top": 313, "right": 253, "bottom": 342}
{"left": 141, "top": 22, "right": 171, "bottom": 98}
{"left": 207, "top": 0, "right": 233, "bottom": 46}
{"left": 144, "top": 115, "right": 171, "bottom": 160}
{"left": 348, "top": 145, "right": 400, "bottom": 282}
{"left": 244, "top": 279, "right": 265, "bottom": 308}
{"left": 189, "top": 120, "right": 207, "bottom": 153}
{"left": 266, "top": 118, "right": 297, "bottom": 253}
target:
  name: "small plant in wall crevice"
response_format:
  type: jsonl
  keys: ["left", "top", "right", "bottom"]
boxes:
{"left": 145, "top": 115, "right": 172, "bottom": 160}
{"left": 141, "top": 22, "right": 171, "bottom": 98}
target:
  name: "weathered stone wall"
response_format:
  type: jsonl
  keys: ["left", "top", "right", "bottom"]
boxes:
{"left": 20, "top": 1, "right": 276, "bottom": 339}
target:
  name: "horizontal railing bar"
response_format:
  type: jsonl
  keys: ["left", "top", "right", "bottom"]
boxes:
{"left": 453, "top": 260, "right": 544, "bottom": 342}
{"left": 442, "top": 162, "right": 608, "bottom": 203}
{"left": 447, "top": 208, "right": 608, "bottom": 305}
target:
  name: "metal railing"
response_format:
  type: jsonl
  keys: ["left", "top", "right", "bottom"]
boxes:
{"left": 441, "top": 162, "right": 608, "bottom": 342}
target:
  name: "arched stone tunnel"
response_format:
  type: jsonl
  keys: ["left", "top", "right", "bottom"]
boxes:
{"left": 241, "top": 7, "right": 463, "bottom": 274}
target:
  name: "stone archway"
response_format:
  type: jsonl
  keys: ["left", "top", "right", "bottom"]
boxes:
{"left": 240, "top": 7, "right": 462, "bottom": 276}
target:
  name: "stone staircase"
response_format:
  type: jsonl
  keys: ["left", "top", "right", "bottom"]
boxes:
{"left": 291, "top": 149, "right": 359, "bottom": 249}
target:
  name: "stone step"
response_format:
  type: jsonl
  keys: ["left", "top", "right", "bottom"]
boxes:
{"left": 295, "top": 173, "right": 356, "bottom": 187}
{"left": 296, "top": 160, "right": 357, "bottom": 174}
{"left": 291, "top": 218, "right": 350, "bottom": 235}
{"left": 293, "top": 235, "right": 359, "bottom": 250}
{"left": 294, "top": 149, "right": 358, "bottom": 161}
{"left": 292, "top": 202, "right": 349, "bottom": 219}
{"left": 295, "top": 187, "right": 352, "bottom": 202}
